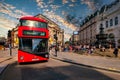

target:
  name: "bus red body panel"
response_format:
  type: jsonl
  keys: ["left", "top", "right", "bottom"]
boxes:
{"left": 20, "top": 16, "right": 47, "bottom": 23}
{"left": 18, "top": 50, "right": 48, "bottom": 63}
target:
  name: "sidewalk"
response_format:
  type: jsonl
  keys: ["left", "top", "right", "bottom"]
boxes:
{"left": 1, "top": 49, "right": 120, "bottom": 75}
{"left": 50, "top": 51, "right": 120, "bottom": 73}
{"left": 0, "top": 48, "right": 17, "bottom": 75}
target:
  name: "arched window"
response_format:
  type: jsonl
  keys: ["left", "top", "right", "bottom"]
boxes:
{"left": 115, "top": 16, "right": 118, "bottom": 25}
{"left": 100, "top": 23, "right": 103, "bottom": 27}
{"left": 106, "top": 21, "right": 108, "bottom": 28}
{"left": 110, "top": 19, "right": 113, "bottom": 26}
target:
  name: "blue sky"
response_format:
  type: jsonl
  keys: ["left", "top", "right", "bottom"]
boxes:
{"left": 0, "top": 0, "right": 116, "bottom": 40}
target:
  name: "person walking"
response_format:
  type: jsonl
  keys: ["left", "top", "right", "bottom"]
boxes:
{"left": 113, "top": 48, "right": 119, "bottom": 57}
{"left": 55, "top": 46, "right": 58, "bottom": 57}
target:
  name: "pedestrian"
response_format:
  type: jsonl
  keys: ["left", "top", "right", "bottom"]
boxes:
{"left": 69, "top": 45, "right": 72, "bottom": 52}
{"left": 55, "top": 46, "right": 58, "bottom": 57}
{"left": 102, "top": 46, "right": 105, "bottom": 52}
{"left": 113, "top": 48, "right": 119, "bottom": 57}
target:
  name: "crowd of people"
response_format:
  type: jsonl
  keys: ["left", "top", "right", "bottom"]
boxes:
{"left": 49, "top": 44, "right": 96, "bottom": 54}
{"left": 49, "top": 43, "right": 119, "bottom": 58}
{"left": 66, "top": 44, "right": 96, "bottom": 54}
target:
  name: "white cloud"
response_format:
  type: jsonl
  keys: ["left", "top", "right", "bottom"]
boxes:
{"left": 62, "top": 0, "right": 68, "bottom": 4}
{"left": 36, "top": 0, "right": 45, "bottom": 8}
{"left": 0, "top": 2, "right": 29, "bottom": 19}
{"left": 44, "top": 11, "right": 77, "bottom": 31}
{"left": 69, "top": 4, "right": 74, "bottom": 7}
{"left": 0, "top": 16, "right": 17, "bottom": 29}
{"left": 36, "top": 0, "right": 78, "bottom": 39}
{"left": 81, "top": 0, "right": 96, "bottom": 11}
{"left": 71, "top": 0, "right": 76, "bottom": 2}
{"left": 4, "top": 2, "right": 15, "bottom": 9}
{"left": 0, "top": 2, "right": 30, "bottom": 37}
{"left": 62, "top": 11, "right": 68, "bottom": 16}
{"left": 48, "top": 0, "right": 54, "bottom": 4}
{"left": 43, "top": 10, "right": 77, "bottom": 39}
{"left": 50, "top": 4, "right": 61, "bottom": 11}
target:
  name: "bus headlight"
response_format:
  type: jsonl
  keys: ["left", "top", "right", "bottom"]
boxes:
{"left": 45, "top": 54, "right": 48, "bottom": 58}
{"left": 20, "top": 56, "right": 24, "bottom": 60}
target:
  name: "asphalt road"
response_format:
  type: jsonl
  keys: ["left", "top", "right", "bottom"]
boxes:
{"left": 1, "top": 57, "right": 120, "bottom": 80}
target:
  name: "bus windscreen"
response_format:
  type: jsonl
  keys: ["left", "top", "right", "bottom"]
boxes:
{"left": 20, "top": 20, "right": 47, "bottom": 28}
{"left": 19, "top": 38, "right": 48, "bottom": 53}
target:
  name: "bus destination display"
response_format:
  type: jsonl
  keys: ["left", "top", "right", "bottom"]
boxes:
{"left": 23, "top": 30, "right": 46, "bottom": 36}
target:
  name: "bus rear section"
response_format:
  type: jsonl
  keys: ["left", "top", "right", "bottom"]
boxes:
{"left": 18, "top": 38, "right": 49, "bottom": 63}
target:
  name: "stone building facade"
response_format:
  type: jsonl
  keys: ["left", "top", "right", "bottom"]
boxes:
{"left": 97, "top": 0, "right": 120, "bottom": 47}
{"left": 11, "top": 27, "right": 18, "bottom": 48}
{"left": 79, "top": 0, "right": 120, "bottom": 47}
{"left": 35, "top": 14, "right": 64, "bottom": 46}
{"left": 79, "top": 11, "right": 98, "bottom": 45}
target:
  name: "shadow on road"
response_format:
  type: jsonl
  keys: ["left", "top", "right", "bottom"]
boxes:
{"left": 1, "top": 60, "right": 117, "bottom": 80}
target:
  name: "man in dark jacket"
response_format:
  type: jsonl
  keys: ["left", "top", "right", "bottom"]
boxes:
{"left": 113, "top": 48, "right": 119, "bottom": 57}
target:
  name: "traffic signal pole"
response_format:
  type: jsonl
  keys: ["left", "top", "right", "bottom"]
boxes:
{"left": 54, "top": 31, "right": 58, "bottom": 57}
{"left": 8, "top": 30, "right": 12, "bottom": 56}
{"left": 9, "top": 38, "right": 12, "bottom": 56}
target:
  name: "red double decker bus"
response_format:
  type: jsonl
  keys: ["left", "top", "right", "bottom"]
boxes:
{"left": 18, "top": 16, "right": 49, "bottom": 63}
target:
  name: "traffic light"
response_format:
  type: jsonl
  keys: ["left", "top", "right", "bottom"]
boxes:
{"left": 8, "top": 30, "right": 11, "bottom": 37}
{"left": 54, "top": 34, "right": 57, "bottom": 40}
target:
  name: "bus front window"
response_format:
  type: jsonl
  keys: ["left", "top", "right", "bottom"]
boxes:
{"left": 32, "top": 39, "right": 47, "bottom": 52}
{"left": 19, "top": 38, "right": 48, "bottom": 54}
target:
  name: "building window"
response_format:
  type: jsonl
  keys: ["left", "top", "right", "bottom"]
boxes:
{"left": 106, "top": 21, "right": 108, "bottom": 28}
{"left": 110, "top": 19, "right": 113, "bottom": 26}
{"left": 115, "top": 16, "right": 118, "bottom": 25}
{"left": 100, "top": 23, "right": 103, "bottom": 28}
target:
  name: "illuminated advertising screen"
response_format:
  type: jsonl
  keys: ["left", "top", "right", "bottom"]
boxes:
{"left": 73, "top": 31, "right": 78, "bottom": 35}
